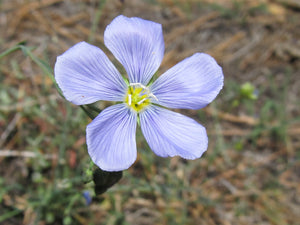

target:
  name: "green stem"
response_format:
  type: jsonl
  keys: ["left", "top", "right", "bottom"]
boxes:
{"left": 80, "top": 105, "right": 97, "bottom": 120}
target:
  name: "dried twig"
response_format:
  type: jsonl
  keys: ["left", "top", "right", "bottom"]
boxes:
{"left": 0, "top": 149, "right": 56, "bottom": 159}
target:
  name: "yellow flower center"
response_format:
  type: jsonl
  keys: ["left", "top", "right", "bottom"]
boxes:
{"left": 125, "top": 83, "right": 155, "bottom": 112}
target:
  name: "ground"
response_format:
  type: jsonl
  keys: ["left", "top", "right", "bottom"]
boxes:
{"left": 0, "top": 0, "right": 299, "bottom": 224}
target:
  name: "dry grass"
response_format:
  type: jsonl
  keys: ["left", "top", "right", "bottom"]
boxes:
{"left": 0, "top": 0, "right": 299, "bottom": 224}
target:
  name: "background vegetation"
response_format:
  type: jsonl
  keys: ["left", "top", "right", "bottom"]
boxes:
{"left": 0, "top": 0, "right": 299, "bottom": 224}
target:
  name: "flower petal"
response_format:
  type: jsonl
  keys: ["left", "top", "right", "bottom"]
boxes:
{"left": 104, "top": 15, "right": 164, "bottom": 85}
{"left": 86, "top": 104, "right": 137, "bottom": 171}
{"left": 150, "top": 53, "right": 224, "bottom": 109}
{"left": 140, "top": 105, "right": 208, "bottom": 159}
{"left": 54, "top": 42, "right": 127, "bottom": 105}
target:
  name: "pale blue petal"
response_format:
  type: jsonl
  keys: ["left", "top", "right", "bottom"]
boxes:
{"left": 104, "top": 15, "right": 164, "bottom": 85}
{"left": 140, "top": 105, "right": 208, "bottom": 159}
{"left": 150, "top": 53, "right": 224, "bottom": 109}
{"left": 86, "top": 104, "right": 137, "bottom": 171}
{"left": 54, "top": 42, "right": 127, "bottom": 105}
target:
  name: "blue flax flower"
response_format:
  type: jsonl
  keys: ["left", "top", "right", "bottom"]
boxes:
{"left": 54, "top": 15, "right": 224, "bottom": 171}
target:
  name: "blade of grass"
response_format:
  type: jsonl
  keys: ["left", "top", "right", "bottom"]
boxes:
{"left": 88, "top": 0, "right": 107, "bottom": 43}
{"left": 0, "top": 41, "right": 26, "bottom": 59}
{"left": 19, "top": 45, "right": 63, "bottom": 97}
{"left": 0, "top": 209, "right": 22, "bottom": 223}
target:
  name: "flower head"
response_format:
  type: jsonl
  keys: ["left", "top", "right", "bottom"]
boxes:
{"left": 54, "top": 15, "right": 224, "bottom": 171}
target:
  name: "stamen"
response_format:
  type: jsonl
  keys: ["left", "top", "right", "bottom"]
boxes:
{"left": 128, "top": 94, "right": 132, "bottom": 106}
{"left": 137, "top": 98, "right": 147, "bottom": 105}
{"left": 149, "top": 93, "right": 158, "bottom": 101}
{"left": 130, "top": 83, "right": 147, "bottom": 90}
